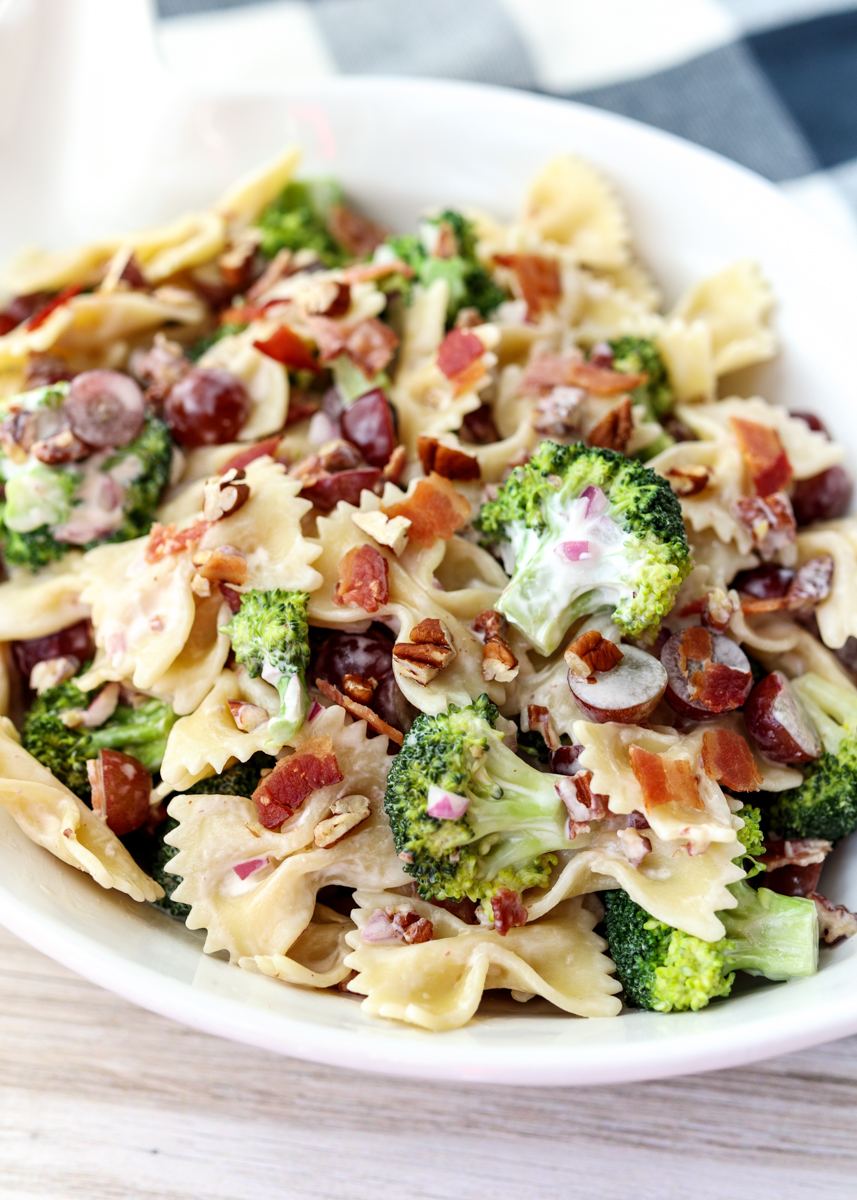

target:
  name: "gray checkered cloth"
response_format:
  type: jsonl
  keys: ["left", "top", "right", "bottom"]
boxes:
{"left": 153, "top": 0, "right": 857, "bottom": 242}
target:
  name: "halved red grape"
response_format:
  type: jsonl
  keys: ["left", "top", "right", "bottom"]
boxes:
{"left": 567, "top": 645, "right": 667, "bottom": 724}
{"left": 300, "top": 467, "right": 381, "bottom": 512}
{"left": 12, "top": 619, "right": 94, "bottom": 679}
{"left": 791, "top": 466, "right": 853, "bottom": 526}
{"left": 548, "top": 745, "right": 583, "bottom": 776}
{"left": 88, "top": 748, "right": 151, "bottom": 836}
{"left": 790, "top": 411, "right": 828, "bottom": 436}
{"left": 662, "top": 626, "right": 753, "bottom": 718}
{"left": 314, "top": 630, "right": 394, "bottom": 686}
{"left": 65, "top": 370, "right": 145, "bottom": 447}
{"left": 164, "top": 367, "right": 250, "bottom": 447}
{"left": 744, "top": 671, "right": 821, "bottom": 764}
{"left": 732, "top": 563, "right": 794, "bottom": 600}
{"left": 339, "top": 388, "right": 396, "bottom": 467}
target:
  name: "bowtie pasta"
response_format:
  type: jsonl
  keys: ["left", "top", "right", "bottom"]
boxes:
{"left": 1, "top": 147, "right": 854, "bottom": 1031}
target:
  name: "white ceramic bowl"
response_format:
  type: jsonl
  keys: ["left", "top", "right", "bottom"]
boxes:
{"left": 2, "top": 75, "right": 857, "bottom": 1086}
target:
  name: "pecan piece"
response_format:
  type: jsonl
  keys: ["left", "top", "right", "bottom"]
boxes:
{"left": 733, "top": 492, "right": 796, "bottom": 560}
{"left": 203, "top": 467, "right": 250, "bottom": 522}
{"left": 482, "top": 636, "right": 518, "bottom": 682}
{"left": 564, "top": 629, "right": 623, "bottom": 679}
{"left": 473, "top": 609, "right": 507, "bottom": 641}
{"left": 227, "top": 699, "right": 269, "bottom": 733}
{"left": 313, "top": 794, "right": 371, "bottom": 848}
{"left": 342, "top": 673, "right": 376, "bottom": 704}
{"left": 523, "top": 704, "right": 559, "bottom": 751}
{"left": 193, "top": 545, "right": 248, "bottom": 585}
{"left": 587, "top": 396, "right": 633, "bottom": 453}
{"left": 417, "top": 435, "right": 481, "bottom": 482}
{"left": 351, "top": 509, "right": 411, "bottom": 557}
{"left": 315, "top": 677, "right": 404, "bottom": 746}
{"left": 665, "top": 464, "right": 712, "bottom": 497}
{"left": 392, "top": 618, "right": 456, "bottom": 685}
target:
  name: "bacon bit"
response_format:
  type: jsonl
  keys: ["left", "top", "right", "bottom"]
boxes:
{"left": 26, "top": 285, "right": 83, "bottom": 331}
{"left": 701, "top": 728, "right": 763, "bottom": 792}
{"left": 341, "top": 673, "right": 376, "bottom": 704}
{"left": 587, "top": 396, "right": 634, "bottom": 453}
{"left": 473, "top": 609, "right": 506, "bottom": 641}
{"left": 692, "top": 662, "right": 753, "bottom": 713}
{"left": 311, "top": 316, "right": 399, "bottom": 377}
{"left": 557, "top": 769, "right": 609, "bottom": 828}
{"left": 87, "top": 749, "right": 152, "bottom": 837}
{"left": 227, "top": 699, "right": 269, "bottom": 733}
{"left": 564, "top": 629, "right": 624, "bottom": 680}
{"left": 313, "top": 793, "right": 371, "bottom": 848}
{"left": 300, "top": 279, "right": 351, "bottom": 319}
{"left": 392, "top": 618, "right": 456, "bottom": 686}
{"left": 417, "top": 436, "right": 481, "bottom": 482}
{"left": 701, "top": 588, "right": 735, "bottom": 633}
{"left": 391, "top": 909, "right": 435, "bottom": 944}
{"left": 731, "top": 417, "right": 793, "bottom": 495}
{"left": 341, "top": 258, "right": 414, "bottom": 285}
{"left": 327, "top": 204, "right": 387, "bottom": 257}
{"left": 251, "top": 735, "right": 343, "bottom": 829}
{"left": 221, "top": 435, "right": 282, "bottom": 475}
{"left": 193, "top": 546, "right": 248, "bottom": 585}
{"left": 437, "top": 328, "right": 484, "bottom": 380}
{"left": 460, "top": 402, "right": 500, "bottom": 445}
{"left": 220, "top": 584, "right": 243, "bottom": 614}
{"left": 761, "top": 838, "right": 832, "bottom": 871}
{"left": 300, "top": 467, "right": 383, "bottom": 512}
{"left": 524, "top": 704, "right": 560, "bottom": 752}
{"left": 666, "top": 464, "right": 713, "bottom": 497}
{"left": 382, "top": 473, "right": 470, "bottom": 548}
{"left": 628, "top": 745, "right": 704, "bottom": 812}
{"left": 315, "top": 677, "right": 404, "bottom": 746}
{"left": 254, "top": 325, "right": 319, "bottom": 371}
{"left": 568, "top": 359, "right": 647, "bottom": 397}
{"left": 382, "top": 443, "right": 408, "bottom": 485}
{"left": 680, "top": 625, "right": 713, "bottom": 673}
{"left": 491, "top": 888, "right": 528, "bottom": 936}
{"left": 482, "top": 636, "right": 518, "bottom": 683}
{"left": 617, "top": 826, "right": 652, "bottom": 867}
{"left": 494, "top": 253, "right": 561, "bottom": 318}
{"left": 334, "top": 544, "right": 389, "bottom": 613}
{"left": 146, "top": 520, "right": 209, "bottom": 563}
{"left": 733, "top": 492, "right": 796, "bottom": 560}
{"left": 809, "top": 892, "right": 857, "bottom": 944}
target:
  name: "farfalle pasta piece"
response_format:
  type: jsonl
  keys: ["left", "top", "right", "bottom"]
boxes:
{"left": 670, "top": 260, "right": 777, "bottom": 379}
{"left": 245, "top": 904, "right": 355, "bottom": 988}
{"left": 0, "top": 558, "right": 89, "bottom": 641}
{"left": 166, "top": 706, "right": 406, "bottom": 971}
{"left": 197, "top": 331, "right": 288, "bottom": 442}
{"left": 213, "top": 144, "right": 301, "bottom": 230}
{"left": 521, "top": 155, "right": 631, "bottom": 270}
{"left": 149, "top": 593, "right": 232, "bottom": 716}
{"left": 650, "top": 424, "right": 749, "bottom": 552}
{"left": 752, "top": 623, "right": 857, "bottom": 692}
{"left": 0, "top": 717, "right": 161, "bottom": 903}
{"left": 796, "top": 524, "right": 857, "bottom": 651}
{"left": 343, "top": 891, "right": 621, "bottom": 1030}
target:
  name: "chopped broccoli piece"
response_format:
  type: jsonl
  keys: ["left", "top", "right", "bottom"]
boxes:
{"left": 221, "top": 589, "right": 310, "bottom": 746}
{"left": 770, "top": 673, "right": 857, "bottom": 841}
{"left": 734, "top": 804, "right": 765, "bottom": 878}
{"left": 149, "top": 818, "right": 190, "bottom": 920}
{"left": 604, "top": 879, "right": 818, "bottom": 1012}
{"left": 386, "top": 210, "right": 506, "bottom": 327}
{"left": 474, "top": 440, "right": 691, "bottom": 654}
{"left": 21, "top": 674, "right": 177, "bottom": 801}
{"left": 255, "top": 179, "right": 348, "bottom": 266}
{"left": 187, "top": 322, "right": 249, "bottom": 363}
{"left": 100, "top": 414, "right": 173, "bottom": 545}
{"left": 609, "top": 336, "right": 674, "bottom": 422}
{"left": 384, "top": 694, "right": 571, "bottom": 904}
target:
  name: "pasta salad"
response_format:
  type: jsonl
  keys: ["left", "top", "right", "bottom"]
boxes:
{"left": 1, "top": 147, "right": 856, "bottom": 1031}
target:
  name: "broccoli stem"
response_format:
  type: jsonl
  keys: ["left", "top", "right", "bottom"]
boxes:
{"left": 721, "top": 880, "right": 818, "bottom": 980}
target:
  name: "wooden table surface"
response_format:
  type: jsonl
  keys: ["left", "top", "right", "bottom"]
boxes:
{"left": 1, "top": 925, "right": 856, "bottom": 1199}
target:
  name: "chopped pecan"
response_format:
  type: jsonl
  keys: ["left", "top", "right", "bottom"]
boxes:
{"left": 587, "top": 396, "right": 633, "bottom": 453}
{"left": 531, "top": 387, "right": 586, "bottom": 438}
{"left": 557, "top": 769, "right": 609, "bottom": 833}
{"left": 628, "top": 744, "right": 704, "bottom": 812}
{"left": 29, "top": 656, "right": 80, "bottom": 695}
{"left": 382, "top": 473, "right": 470, "bottom": 548}
{"left": 482, "top": 636, "right": 519, "bottom": 682}
{"left": 665, "top": 464, "right": 712, "bottom": 497}
{"left": 473, "top": 609, "right": 506, "bottom": 641}
{"left": 810, "top": 892, "right": 857, "bottom": 944}
{"left": 392, "top": 618, "right": 456, "bottom": 685}
{"left": 227, "top": 699, "right": 269, "bottom": 733}
{"left": 564, "top": 629, "right": 624, "bottom": 679}
{"left": 523, "top": 704, "right": 560, "bottom": 751}
{"left": 733, "top": 492, "right": 796, "bottom": 560}
{"left": 130, "top": 333, "right": 191, "bottom": 406}
{"left": 417, "top": 435, "right": 481, "bottom": 482}
{"left": 32, "top": 427, "right": 89, "bottom": 465}
{"left": 785, "top": 555, "right": 834, "bottom": 614}
{"left": 300, "top": 279, "right": 351, "bottom": 318}
{"left": 701, "top": 587, "right": 735, "bottom": 632}
{"left": 203, "top": 467, "right": 250, "bottom": 522}
{"left": 334, "top": 544, "right": 389, "bottom": 613}
{"left": 146, "top": 520, "right": 209, "bottom": 563}
{"left": 313, "top": 793, "right": 371, "bottom": 848}
{"left": 381, "top": 443, "right": 408, "bottom": 485}
{"left": 350, "top": 509, "right": 411, "bottom": 556}
{"left": 731, "top": 416, "right": 792, "bottom": 495}
{"left": 312, "top": 316, "right": 399, "bottom": 377}
{"left": 342, "top": 673, "right": 376, "bottom": 704}
{"left": 190, "top": 573, "right": 211, "bottom": 597}
{"left": 491, "top": 888, "right": 528, "bottom": 936}
{"left": 617, "top": 826, "right": 652, "bottom": 867}
{"left": 193, "top": 545, "right": 247, "bottom": 585}
{"left": 218, "top": 228, "right": 262, "bottom": 290}
{"left": 701, "top": 728, "right": 763, "bottom": 792}
{"left": 315, "top": 677, "right": 404, "bottom": 746}
{"left": 327, "top": 204, "right": 386, "bottom": 257}
{"left": 252, "top": 735, "right": 343, "bottom": 829}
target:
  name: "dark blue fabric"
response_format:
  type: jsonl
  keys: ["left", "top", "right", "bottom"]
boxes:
{"left": 156, "top": 0, "right": 280, "bottom": 16}
{"left": 748, "top": 9, "right": 857, "bottom": 168}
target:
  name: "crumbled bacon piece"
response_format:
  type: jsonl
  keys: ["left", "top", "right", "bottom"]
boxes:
{"left": 731, "top": 416, "right": 793, "bottom": 495}
{"left": 564, "top": 629, "right": 624, "bottom": 680}
{"left": 221, "top": 436, "right": 282, "bottom": 475}
{"left": 327, "top": 204, "right": 387, "bottom": 257}
{"left": 315, "top": 677, "right": 404, "bottom": 746}
{"left": 557, "top": 769, "right": 609, "bottom": 831}
{"left": 494, "top": 253, "right": 561, "bottom": 318}
{"left": 193, "top": 546, "right": 248, "bottom": 585}
{"left": 251, "top": 736, "right": 343, "bottom": 829}
{"left": 26, "top": 285, "right": 83, "bottom": 331}
{"left": 333, "top": 544, "right": 389, "bottom": 613}
{"left": 300, "top": 279, "right": 352, "bottom": 319}
{"left": 491, "top": 888, "right": 528, "bottom": 936}
{"left": 146, "top": 520, "right": 209, "bottom": 563}
{"left": 733, "top": 492, "right": 796, "bottom": 560}
{"left": 311, "top": 315, "right": 399, "bottom": 377}
{"left": 254, "top": 325, "right": 319, "bottom": 371}
{"left": 680, "top": 625, "right": 714, "bottom": 672}
{"left": 390, "top": 909, "right": 435, "bottom": 944}
{"left": 525, "top": 704, "right": 560, "bottom": 752}
{"left": 341, "top": 258, "right": 414, "bottom": 285}
{"left": 665, "top": 464, "right": 712, "bottom": 497}
{"left": 693, "top": 661, "right": 754, "bottom": 713}
{"left": 382, "top": 473, "right": 470, "bottom": 548}
{"left": 587, "top": 396, "right": 634, "bottom": 453}
{"left": 701, "top": 728, "right": 763, "bottom": 792}
{"left": 417, "top": 435, "right": 481, "bottom": 482}
{"left": 628, "top": 745, "right": 704, "bottom": 812}
{"left": 437, "top": 328, "right": 484, "bottom": 380}
{"left": 567, "top": 359, "right": 646, "bottom": 396}
{"left": 761, "top": 838, "right": 832, "bottom": 871}
{"left": 87, "top": 749, "right": 151, "bottom": 837}
{"left": 809, "top": 892, "right": 857, "bottom": 944}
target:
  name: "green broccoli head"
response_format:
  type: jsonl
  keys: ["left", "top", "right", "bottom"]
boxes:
{"left": 255, "top": 179, "right": 348, "bottom": 266}
{"left": 474, "top": 440, "right": 691, "bottom": 654}
{"left": 386, "top": 210, "right": 506, "bottom": 327}
{"left": 384, "top": 694, "right": 571, "bottom": 904}
{"left": 735, "top": 804, "right": 764, "bottom": 878}
{"left": 21, "top": 674, "right": 177, "bottom": 801}
{"left": 609, "top": 336, "right": 674, "bottom": 422}
{"left": 221, "top": 589, "right": 310, "bottom": 746}
{"left": 100, "top": 414, "right": 173, "bottom": 545}
{"left": 604, "top": 878, "right": 818, "bottom": 1012}
{"left": 770, "top": 672, "right": 857, "bottom": 841}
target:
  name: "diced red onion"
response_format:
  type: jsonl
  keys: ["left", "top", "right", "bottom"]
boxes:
{"left": 426, "top": 784, "right": 470, "bottom": 819}
{"left": 233, "top": 856, "right": 269, "bottom": 880}
{"left": 361, "top": 909, "right": 399, "bottom": 943}
{"left": 580, "top": 485, "right": 607, "bottom": 517}
{"left": 558, "top": 540, "right": 592, "bottom": 562}
{"left": 307, "top": 700, "right": 323, "bottom": 721}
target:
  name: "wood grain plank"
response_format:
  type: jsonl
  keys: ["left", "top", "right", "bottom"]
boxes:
{"left": 0, "top": 924, "right": 855, "bottom": 1200}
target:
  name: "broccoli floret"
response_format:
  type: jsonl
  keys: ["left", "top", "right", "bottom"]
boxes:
{"left": 386, "top": 210, "right": 506, "bottom": 327}
{"left": 770, "top": 673, "right": 857, "bottom": 841}
{"left": 187, "top": 321, "right": 249, "bottom": 363}
{"left": 474, "top": 440, "right": 691, "bottom": 654}
{"left": 99, "top": 414, "right": 173, "bottom": 545}
{"left": 21, "top": 674, "right": 177, "bottom": 801}
{"left": 221, "top": 589, "right": 310, "bottom": 746}
{"left": 384, "top": 694, "right": 572, "bottom": 904}
{"left": 735, "top": 804, "right": 764, "bottom": 878}
{"left": 604, "top": 879, "right": 818, "bottom": 1012}
{"left": 149, "top": 818, "right": 190, "bottom": 919}
{"left": 256, "top": 179, "right": 348, "bottom": 266}
{"left": 609, "top": 336, "right": 674, "bottom": 422}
